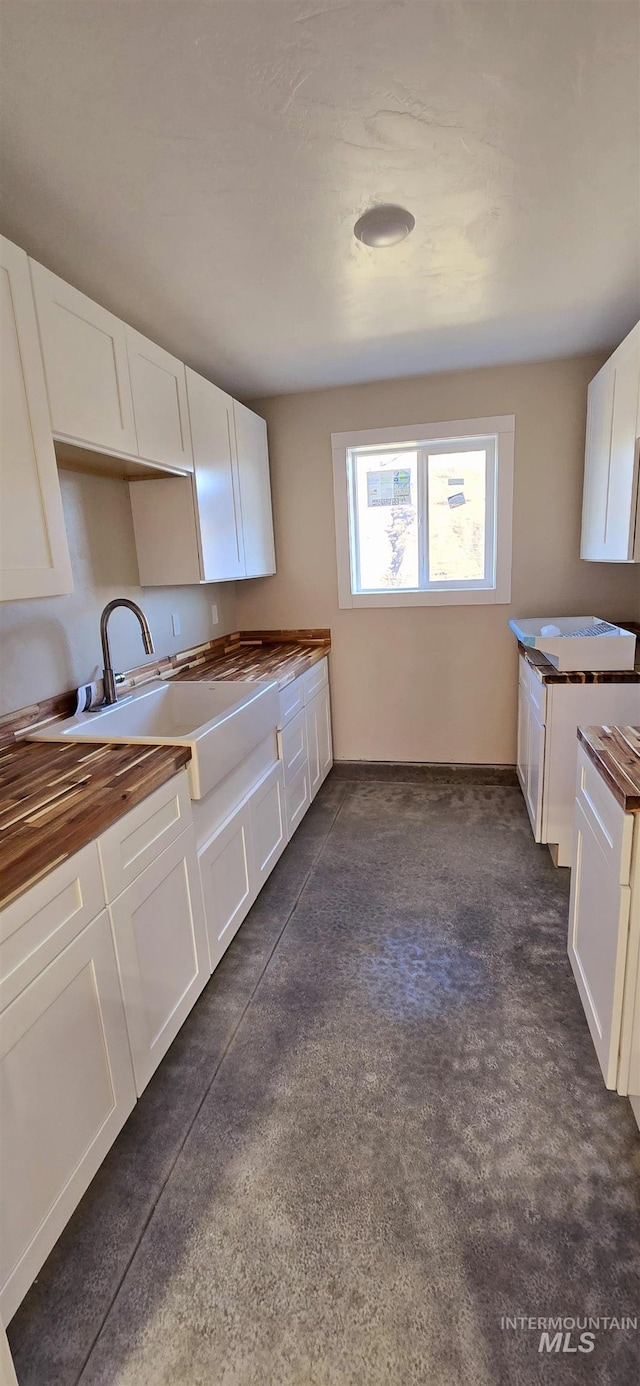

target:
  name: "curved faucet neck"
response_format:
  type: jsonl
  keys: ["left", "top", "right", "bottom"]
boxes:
{"left": 100, "top": 599, "right": 154, "bottom": 705}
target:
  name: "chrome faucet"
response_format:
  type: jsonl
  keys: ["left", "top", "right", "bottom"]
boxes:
{"left": 100, "top": 599, "right": 155, "bottom": 705}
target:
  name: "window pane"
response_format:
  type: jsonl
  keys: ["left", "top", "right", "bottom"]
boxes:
{"left": 352, "top": 451, "right": 419, "bottom": 591}
{"left": 427, "top": 451, "right": 486, "bottom": 582}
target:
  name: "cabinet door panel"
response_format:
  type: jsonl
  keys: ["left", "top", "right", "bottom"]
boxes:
{"left": 109, "top": 827, "right": 208, "bottom": 1095}
{"left": 186, "top": 369, "right": 244, "bottom": 581}
{"left": 285, "top": 761, "right": 310, "bottom": 838}
{"left": 278, "top": 708, "right": 308, "bottom": 784}
{"left": 568, "top": 795, "right": 632, "bottom": 1087}
{"left": 603, "top": 332, "right": 640, "bottom": 559}
{"left": 0, "top": 237, "right": 72, "bottom": 599}
{"left": 581, "top": 361, "right": 615, "bottom": 559}
{"left": 250, "top": 763, "right": 286, "bottom": 889}
{"left": 198, "top": 804, "right": 254, "bottom": 973}
{"left": 316, "top": 683, "right": 333, "bottom": 784}
{"left": 234, "top": 401, "right": 276, "bottom": 578}
{"left": 126, "top": 327, "right": 193, "bottom": 471}
{"left": 0, "top": 910, "right": 135, "bottom": 1323}
{"left": 29, "top": 259, "right": 137, "bottom": 455}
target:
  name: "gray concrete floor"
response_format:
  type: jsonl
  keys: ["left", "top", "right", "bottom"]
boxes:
{"left": 8, "top": 768, "right": 640, "bottom": 1385}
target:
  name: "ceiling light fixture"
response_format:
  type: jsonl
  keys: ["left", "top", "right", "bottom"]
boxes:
{"left": 353, "top": 204, "right": 415, "bottom": 248}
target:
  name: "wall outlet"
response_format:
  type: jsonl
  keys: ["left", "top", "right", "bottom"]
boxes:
{"left": 211, "top": 604, "right": 219, "bottom": 626}
{"left": 171, "top": 612, "right": 181, "bottom": 637}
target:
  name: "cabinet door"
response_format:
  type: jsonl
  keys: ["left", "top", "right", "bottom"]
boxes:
{"left": 234, "top": 401, "right": 276, "bottom": 578}
{"left": 568, "top": 749, "right": 634, "bottom": 1087}
{"left": 108, "top": 826, "right": 209, "bottom": 1095}
{"left": 305, "top": 685, "right": 333, "bottom": 802}
{"left": 198, "top": 803, "right": 254, "bottom": 973}
{"left": 186, "top": 369, "right": 245, "bottom": 581}
{"left": 125, "top": 327, "right": 193, "bottom": 471}
{"left": 250, "top": 762, "right": 286, "bottom": 891}
{"left": 581, "top": 323, "right": 640, "bottom": 562}
{"left": 603, "top": 328, "right": 640, "bottom": 560}
{"left": 0, "top": 236, "right": 72, "bottom": 600}
{"left": 278, "top": 707, "right": 308, "bottom": 785}
{"left": 581, "top": 359, "right": 615, "bottom": 560}
{"left": 516, "top": 672, "right": 545, "bottom": 841}
{"left": 29, "top": 258, "right": 137, "bottom": 456}
{"left": 0, "top": 910, "right": 135, "bottom": 1323}
{"left": 516, "top": 673, "right": 530, "bottom": 800}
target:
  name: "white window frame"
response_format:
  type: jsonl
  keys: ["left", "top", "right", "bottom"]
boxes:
{"left": 331, "top": 415, "right": 515, "bottom": 608}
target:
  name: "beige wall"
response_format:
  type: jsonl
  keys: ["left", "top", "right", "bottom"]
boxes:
{"left": 237, "top": 356, "right": 640, "bottom": 764}
{"left": 0, "top": 469, "right": 237, "bottom": 716}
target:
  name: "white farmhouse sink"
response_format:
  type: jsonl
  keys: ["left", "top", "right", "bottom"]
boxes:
{"left": 30, "top": 678, "right": 279, "bottom": 799}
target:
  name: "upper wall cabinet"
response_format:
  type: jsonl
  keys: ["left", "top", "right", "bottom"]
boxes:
{"left": 0, "top": 236, "right": 72, "bottom": 600}
{"left": 187, "top": 370, "right": 245, "bottom": 580}
{"left": 234, "top": 400, "right": 276, "bottom": 578}
{"left": 125, "top": 327, "right": 193, "bottom": 471}
{"left": 581, "top": 321, "right": 640, "bottom": 562}
{"left": 29, "top": 259, "right": 139, "bottom": 458}
{"left": 130, "top": 371, "right": 275, "bottom": 585}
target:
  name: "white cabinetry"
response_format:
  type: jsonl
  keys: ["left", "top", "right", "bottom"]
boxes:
{"left": 109, "top": 828, "right": 208, "bottom": 1095}
{"left": 99, "top": 770, "right": 208, "bottom": 1095}
{"left": 125, "top": 327, "right": 193, "bottom": 471}
{"left": 234, "top": 400, "right": 276, "bottom": 577}
{"left": 568, "top": 742, "right": 640, "bottom": 1099}
{"left": 581, "top": 320, "right": 640, "bottom": 561}
{"left": 129, "top": 375, "right": 275, "bottom": 585}
{"left": 0, "top": 843, "right": 136, "bottom": 1324}
{"left": 306, "top": 684, "right": 333, "bottom": 800}
{"left": 278, "top": 657, "right": 333, "bottom": 837}
{"left": 516, "top": 652, "right": 640, "bottom": 865}
{"left": 30, "top": 258, "right": 138, "bottom": 458}
{"left": 0, "top": 769, "right": 207, "bottom": 1321}
{"left": 0, "top": 236, "right": 72, "bottom": 600}
{"left": 198, "top": 760, "right": 286, "bottom": 972}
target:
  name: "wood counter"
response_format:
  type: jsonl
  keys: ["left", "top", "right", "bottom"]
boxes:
{"left": 577, "top": 726, "right": 640, "bottom": 814}
{"left": 0, "top": 739, "right": 191, "bottom": 909}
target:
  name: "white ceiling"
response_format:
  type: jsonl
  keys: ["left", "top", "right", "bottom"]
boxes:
{"left": 1, "top": 0, "right": 638, "bottom": 397}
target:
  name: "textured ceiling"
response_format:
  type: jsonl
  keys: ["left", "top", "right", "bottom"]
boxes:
{"left": 1, "top": 0, "right": 638, "bottom": 396}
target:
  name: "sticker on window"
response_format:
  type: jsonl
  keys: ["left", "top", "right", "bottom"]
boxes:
{"left": 447, "top": 491, "right": 466, "bottom": 508}
{"left": 367, "top": 469, "right": 412, "bottom": 507}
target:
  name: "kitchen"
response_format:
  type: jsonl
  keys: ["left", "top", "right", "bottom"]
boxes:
{"left": 1, "top": 3, "right": 639, "bottom": 1384}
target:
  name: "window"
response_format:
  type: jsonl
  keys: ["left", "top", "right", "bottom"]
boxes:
{"left": 331, "top": 416, "right": 514, "bottom": 608}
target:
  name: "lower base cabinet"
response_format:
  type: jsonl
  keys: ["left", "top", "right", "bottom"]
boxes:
{"left": 199, "top": 761, "right": 286, "bottom": 971}
{"left": 109, "top": 825, "right": 209, "bottom": 1096}
{"left": 0, "top": 910, "right": 136, "bottom": 1324}
{"left": 516, "top": 651, "right": 640, "bottom": 865}
{"left": 568, "top": 742, "right": 640, "bottom": 1103}
{"left": 306, "top": 683, "right": 332, "bottom": 800}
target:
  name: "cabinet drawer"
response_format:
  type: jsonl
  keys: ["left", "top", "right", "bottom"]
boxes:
{"left": 278, "top": 675, "right": 305, "bottom": 728}
{"left": 285, "top": 762, "right": 310, "bottom": 839}
{"left": 302, "top": 656, "right": 328, "bottom": 705}
{"left": 0, "top": 843, "right": 105, "bottom": 1011}
{"left": 98, "top": 770, "right": 192, "bottom": 901}
{"left": 278, "top": 708, "right": 308, "bottom": 784}
{"left": 575, "top": 745, "right": 633, "bottom": 883}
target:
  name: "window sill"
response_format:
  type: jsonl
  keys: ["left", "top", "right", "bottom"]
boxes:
{"left": 340, "top": 585, "right": 511, "bottom": 609}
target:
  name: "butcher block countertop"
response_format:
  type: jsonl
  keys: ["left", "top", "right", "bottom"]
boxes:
{"left": 520, "top": 644, "right": 640, "bottom": 685}
{"left": 578, "top": 726, "right": 640, "bottom": 813}
{"left": 0, "top": 631, "right": 331, "bottom": 908}
{"left": 0, "top": 739, "right": 191, "bottom": 910}
{"left": 171, "top": 631, "right": 330, "bottom": 690}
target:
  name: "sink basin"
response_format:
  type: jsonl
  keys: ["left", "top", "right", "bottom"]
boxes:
{"left": 30, "top": 678, "right": 280, "bottom": 799}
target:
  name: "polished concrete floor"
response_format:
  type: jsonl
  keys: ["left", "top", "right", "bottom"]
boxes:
{"left": 8, "top": 767, "right": 640, "bottom": 1385}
